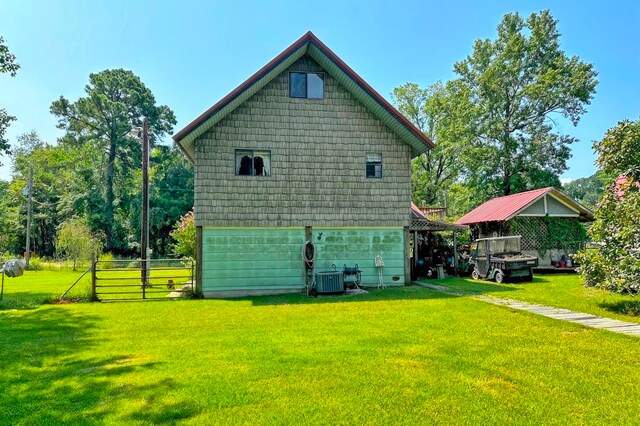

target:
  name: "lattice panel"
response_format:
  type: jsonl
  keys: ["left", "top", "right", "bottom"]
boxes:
{"left": 509, "top": 217, "right": 548, "bottom": 251}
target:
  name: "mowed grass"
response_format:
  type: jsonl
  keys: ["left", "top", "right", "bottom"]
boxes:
{"left": 2, "top": 285, "right": 640, "bottom": 424}
{"left": 0, "top": 267, "right": 192, "bottom": 309}
{"left": 439, "top": 274, "right": 640, "bottom": 324}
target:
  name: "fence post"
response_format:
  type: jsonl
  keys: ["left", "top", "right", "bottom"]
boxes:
{"left": 142, "top": 259, "right": 146, "bottom": 300}
{"left": 91, "top": 253, "right": 97, "bottom": 301}
{"left": 190, "top": 259, "right": 195, "bottom": 293}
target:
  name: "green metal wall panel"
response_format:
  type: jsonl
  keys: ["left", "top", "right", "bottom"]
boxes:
{"left": 202, "top": 228, "right": 305, "bottom": 291}
{"left": 202, "top": 227, "right": 406, "bottom": 293}
{"left": 313, "top": 228, "right": 405, "bottom": 286}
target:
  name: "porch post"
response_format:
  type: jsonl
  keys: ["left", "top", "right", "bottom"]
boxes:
{"left": 196, "top": 226, "right": 203, "bottom": 294}
{"left": 404, "top": 226, "right": 411, "bottom": 285}
{"left": 453, "top": 231, "right": 458, "bottom": 276}
{"left": 414, "top": 231, "right": 419, "bottom": 267}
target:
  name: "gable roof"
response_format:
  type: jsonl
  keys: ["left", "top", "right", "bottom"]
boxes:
{"left": 454, "top": 187, "right": 595, "bottom": 225}
{"left": 173, "top": 31, "right": 434, "bottom": 162}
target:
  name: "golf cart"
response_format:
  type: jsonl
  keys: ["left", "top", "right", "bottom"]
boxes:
{"left": 469, "top": 236, "right": 538, "bottom": 283}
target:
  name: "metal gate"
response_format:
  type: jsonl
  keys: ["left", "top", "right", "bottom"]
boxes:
{"left": 91, "top": 259, "right": 194, "bottom": 301}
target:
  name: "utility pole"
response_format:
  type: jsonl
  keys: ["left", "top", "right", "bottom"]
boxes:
{"left": 25, "top": 167, "right": 33, "bottom": 269}
{"left": 141, "top": 118, "right": 150, "bottom": 293}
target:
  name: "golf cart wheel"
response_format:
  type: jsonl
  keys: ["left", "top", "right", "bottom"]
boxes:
{"left": 495, "top": 269, "right": 505, "bottom": 283}
{"left": 471, "top": 268, "right": 480, "bottom": 280}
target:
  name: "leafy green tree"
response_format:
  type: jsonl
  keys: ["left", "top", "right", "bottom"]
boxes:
{"left": 563, "top": 171, "right": 614, "bottom": 210}
{"left": 576, "top": 118, "right": 640, "bottom": 293}
{"left": 127, "top": 145, "right": 194, "bottom": 257}
{"left": 393, "top": 81, "right": 475, "bottom": 206}
{"left": 171, "top": 210, "right": 195, "bottom": 259}
{"left": 50, "top": 69, "right": 176, "bottom": 251}
{"left": 9, "top": 132, "right": 107, "bottom": 257}
{"left": 56, "top": 218, "right": 102, "bottom": 270}
{"left": 453, "top": 10, "right": 598, "bottom": 197}
{"left": 11, "top": 133, "right": 66, "bottom": 257}
{"left": 0, "top": 180, "right": 19, "bottom": 253}
{"left": 0, "top": 36, "right": 20, "bottom": 162}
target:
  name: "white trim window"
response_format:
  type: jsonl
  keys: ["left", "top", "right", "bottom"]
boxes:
{"left": 235, "top": 150, "right": 271, "bottom": 176}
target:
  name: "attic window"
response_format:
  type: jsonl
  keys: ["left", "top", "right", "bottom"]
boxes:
{"left": 366, "top": 153, "right": 382, "bottom": 178}
{"left": 235, "top": 150, "right": 271, "bottom": 176}
{"left": 289, "top": 72, "right": 324, "bottom": 99}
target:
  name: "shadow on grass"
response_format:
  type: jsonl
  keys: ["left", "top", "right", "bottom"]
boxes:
{"left": 0, "top": 308, "right": 200, "bottom": 424}
{"left": 424, "top": 277, "right": 522, "bottom": 296}
{"left": 236, "top": 285, "right": 460, "bottom": 306}
{"left": 0, "top": 292, "right": 60, "bottom": 311}
{"left": 599, "top": 300, "right": 640, "bottom": 317}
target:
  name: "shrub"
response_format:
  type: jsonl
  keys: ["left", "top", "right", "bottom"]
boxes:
{"left": 171, "top": 210, "right": 195, "bottom": 259}
{"left": 27, "top": 255, "right": 43, "bottom": 271}
{"left": 56, "top": 218, "right": 102, "bottom": 271}
{"left": 578, "top": 118, "right": 640, "bottom": 294}
{"left": 99, "top": 253, "right": 117, "bottom": 270}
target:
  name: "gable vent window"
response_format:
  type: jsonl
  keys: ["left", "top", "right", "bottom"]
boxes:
{"left": 366, "top": 153, "right": 382, "bottom": 178}
{"left": 235, "top": 150, "right": 271, "bottom": 176}
{"left": 289, "top": 72, "right": 324, "bottom": 99}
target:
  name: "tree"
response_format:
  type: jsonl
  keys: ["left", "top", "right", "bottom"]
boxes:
{"left": 0, "top": 180, "right": 19, "bottom": 253}
{"left": 563, "top": 171, "right": 614, "bottom": 210}
{"left": 0, "top": 36, "right": 20, "bottom": 162}
{"left": 56, "top": 218, "right": 102, "bottom": 271}
{"left": 50, "top": 69, "right": 176, "bottom": 252}
{"left": 127, "top": 145, "right": 194, "bottom": 257}
{"left": 453, "top": 10, "right": 598, "bottom": 197}
{"left": 392, "top": 81, "right": 475, "bottom": 206}
{"left": 576, "top": 118, "right": 640, "bottom": 294}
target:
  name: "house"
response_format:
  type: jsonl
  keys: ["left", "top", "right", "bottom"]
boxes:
{"left": 455, "top": 187, "right": 594, "bottom": 266}
{"left": 173, "top": 32, "right": 434, "bottom": 297}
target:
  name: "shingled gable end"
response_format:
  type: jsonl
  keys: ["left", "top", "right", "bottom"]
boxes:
{"left": 173, "top": 31, "right": 433, "bottom": 297}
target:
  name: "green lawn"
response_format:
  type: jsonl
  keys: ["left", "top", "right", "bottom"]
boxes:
{"left": 437, "top": 274, "right": 640, "bottom": 324}
{"left": 1, "top": 266, "right": 192, "bottom": 309}
{"left": 2, "top": 281, "right": 640, "bottom": 424}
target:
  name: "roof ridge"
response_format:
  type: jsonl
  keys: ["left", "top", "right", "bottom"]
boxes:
{"left": 172, "top": 31, "right": 434, "bottom": 161}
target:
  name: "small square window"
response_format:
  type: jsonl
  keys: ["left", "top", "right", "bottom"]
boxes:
{"left": 235, "top": 150, "right": 271, "bottom": 176}
{"left": 366, "top": 153, "right": 382, "bottom": 178}
{"left": 289, "top": 72, "right": 324, "bottom": 99}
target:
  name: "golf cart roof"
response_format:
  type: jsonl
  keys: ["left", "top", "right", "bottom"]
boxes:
{"left": 475, "top": 235, "right": 522, "bottom": 242}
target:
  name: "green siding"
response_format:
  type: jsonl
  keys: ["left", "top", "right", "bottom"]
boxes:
{"left": 201, "top": 227, "right": 406, "bottom": 294}
{"left": 202, "top": 228, "right": 305, "bottom": 291}
{"left": 314, "top": 228, "right": 405, "bottom": 287}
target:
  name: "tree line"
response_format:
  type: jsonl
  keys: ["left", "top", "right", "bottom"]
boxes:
{"left": 392, "top": 10, "right": 599, "bottom": 216}
{"left": 0, "top": 39, "right": 193, "bottom": 260}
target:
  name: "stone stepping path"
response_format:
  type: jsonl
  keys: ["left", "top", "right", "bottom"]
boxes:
{"left": 479, "top": 296, "right": 640, "bottom": 337}
{"left": 413, "top": 281, "right": 640, "bottom": 337}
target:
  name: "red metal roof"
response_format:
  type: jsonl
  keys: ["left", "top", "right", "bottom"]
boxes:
{"left": 455, "top": 187, "right": 554, "bottom": 225}
{"left": 411, "top": 201, "right": 426, "bottom": 220}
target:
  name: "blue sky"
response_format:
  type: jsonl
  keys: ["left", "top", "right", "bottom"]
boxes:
{"left": 0, "top": 0, "right": 638, "bottom": 182}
